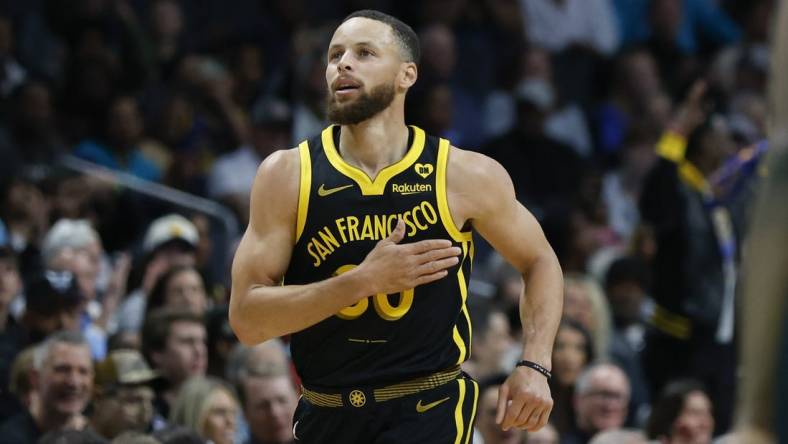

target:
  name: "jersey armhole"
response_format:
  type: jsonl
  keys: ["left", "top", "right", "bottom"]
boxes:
{"left": 295, "top": 141, "right": 312, "bottom": 243}
{"left": 436, "top": 139, "right": 473, "bottom": 243}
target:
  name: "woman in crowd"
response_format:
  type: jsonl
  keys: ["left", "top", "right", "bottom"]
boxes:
{"left": 647, "top": 380, "right": 714, "bottom": 444}
{"left": 170, "top": 376, "right": 240, "bottom": 444}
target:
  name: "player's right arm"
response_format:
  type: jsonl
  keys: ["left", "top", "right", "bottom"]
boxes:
{"left": 229, "top": 148, "right": 461, "bottom": 345}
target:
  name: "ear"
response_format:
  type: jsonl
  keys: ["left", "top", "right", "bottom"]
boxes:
{"left": 398, "top": 62, "right": 418, "bottom": 90}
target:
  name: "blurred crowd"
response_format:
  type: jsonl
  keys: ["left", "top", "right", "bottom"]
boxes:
{"left": 0, "top": 0, "right": 773, "bottom": 443}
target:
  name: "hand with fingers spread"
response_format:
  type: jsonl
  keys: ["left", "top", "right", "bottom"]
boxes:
{"left": 496, "top": 366, "right": 554, "bottom": 432}
{"left": 354, "top": 218, "right": 462, "bottom": 297}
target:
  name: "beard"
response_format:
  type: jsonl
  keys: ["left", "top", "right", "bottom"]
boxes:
{"left": 326, "top": 82, "right": 396, "bottom": 125}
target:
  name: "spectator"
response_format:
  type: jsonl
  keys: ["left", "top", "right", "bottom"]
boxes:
{"left": 646, "top": 380, "right": 714, "bottom": 444}
{"left": 147, "top": 0, "right": 191, "bottom": 82}
{"left": 0, "top": 176, "right": 51, "bottom": 273}
{"left": 0, "top": 331, "right": 93, "bottom": 444}
{"left": 141, "top": 308, "right": 207, "bottom": 419}
{"left": 521, "top": 0, "right": 619, "bottom": 56}
{"left": 550, "top": 319, "right": 594, "bottom": 435}
{"left": 483, "top": 79, "right": 585, "bottom": 217}
{"left": 0, "top": 82, "right": 63, "bottom": 175}
{"left": 113, "top": 214, "right": 199, "bottom": 334}
{"left": 475, "top": 374, "right": 527, "bottom": 444}
{"left": 225, "top": 339, "right": 290, "bottom": 386}
{"left": 0, "top": 245, "right": 22, "bottom": 331}
{"left": 208, "top": 98, "right": 292, "bottom": 224}
{"left": 604, "top": 256, "right": 652, "bottom": 424}
{"left": 8, "top": 346, "right": 37, "bottom": 414}
{"left": 145, "top": 265, "right": 208, "bottom": 317}
{"left": 640, "top": 113, "right": 739, "bottom": 432}
{"left": 563, "top": 363, "right": 630, "bottom": 444}
{"left": 91, "top": 349, "right": 162, "bottom": 439}
{"left": 0, "top": 15, "right": 26, "bottom": 99}
{"left": 41, "top": 218, "right": 115, "bottom": 358}
{"left": 237, "top": 361, "right": 298, "bottom": 444}
{"left": 562, "top": 274, "right": 612, "bottom": 360}
{"left": 74, "top": 95, "right": 163, "bottom": 183}
{"left": 595, "top": 49, "right": 664, "bottom": 157}
{"left": 469, "top": 304, "right": 517, "bottom": 381}
{"left": 601, "top": 122, "right": 660, "bottom": 242}
{"left": 170, "top": 376, "right": 239, "bottom": 444}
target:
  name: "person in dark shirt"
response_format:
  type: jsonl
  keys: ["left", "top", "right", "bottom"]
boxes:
{"left": 0, "top": 268, "right": 84, "bottom": 417}
{"left": 0, "top": 331, "right": 94, "bottom": 444}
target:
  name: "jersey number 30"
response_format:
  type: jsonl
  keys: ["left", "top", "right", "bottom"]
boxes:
{"left": 334, "top": 264, "right": 414, "bottom": 321}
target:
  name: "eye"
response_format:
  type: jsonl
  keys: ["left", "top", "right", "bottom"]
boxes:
{"left": 359, "top": 49, "right": 373, "bottom": 57}
{"left": 329, "top": 51, "right": 342, "bottom": 61}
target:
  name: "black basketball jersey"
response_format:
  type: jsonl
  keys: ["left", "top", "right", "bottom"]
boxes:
{"left": 284, "top": 125, "right": 474, "bottom": 389}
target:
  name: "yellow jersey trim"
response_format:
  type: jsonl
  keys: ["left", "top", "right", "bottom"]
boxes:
{"left": 656, "top": 130, "right": 687, "bottom": 162}
{"left": 453, "top": 379, "right": 467, "bottom": 444}
{"left": 437, "top": 139, "right": 473, "bottom": 243}
{"left": 457, "top": 241, "right": 472, "bottom": 361}
{"left": 452, "top": 326, "right": 466, "bottom": 364}
{"left": 296, "top": 141, "right": 312, "bottom": 243}
{"left": 464, "top": 380, "right": 479, "bottom": 444}
{"left": 321, "top": 125, "right": 426, "bottom": 196}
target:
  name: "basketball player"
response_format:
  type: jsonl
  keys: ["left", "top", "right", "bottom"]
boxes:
{"left": 229, "top": 10, "right": 563, "bottom": 443}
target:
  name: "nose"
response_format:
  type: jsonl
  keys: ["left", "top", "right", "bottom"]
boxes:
{"left": 338, "top": 52, "right": 353, "bottom": 72}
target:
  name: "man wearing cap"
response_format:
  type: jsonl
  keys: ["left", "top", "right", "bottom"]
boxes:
{"left": 91, "top": 349, "right": 162, "bottom": 439}
{"left": 0, "top": 331, "right": 94, "bottom": 444}
{"left": 111, "top": 214, "right": 199, "bottom": 334}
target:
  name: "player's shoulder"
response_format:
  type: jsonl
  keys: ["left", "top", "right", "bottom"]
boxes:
{"left": 253, "top": 146, "right": 302, "bottom": 187}
{"left": 445, "top": 144, "right": 511, "bottom": 188}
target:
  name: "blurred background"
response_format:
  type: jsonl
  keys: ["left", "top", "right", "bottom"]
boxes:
{"left": 0, "top": 0, "right": 775, "bottom": 443}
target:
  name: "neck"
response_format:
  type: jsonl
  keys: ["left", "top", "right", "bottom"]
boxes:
{"left": 337, "top": 105, "right": 409, "bottom": 180}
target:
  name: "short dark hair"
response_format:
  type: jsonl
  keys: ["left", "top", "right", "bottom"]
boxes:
{"left": 646, "top": 379, "right": 709, "bottom": 440}
{"left": 141, "top": 308, "right": 204, "bottom": 363}
{"left": 342, "top": 10, "right": 420, "bottom": 63}
{"left": 604, "top": 256, "right": 649, "bottom": 291}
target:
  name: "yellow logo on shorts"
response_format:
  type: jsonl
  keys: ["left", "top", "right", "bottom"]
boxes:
{"left": 416, "top": 396, "right": 451, "bottom": 413}
{"left": 349, "top": 390, "right": 366, "bottom": 407}
{"left": 414, "top": 163, "right": 434, "bottom": 178}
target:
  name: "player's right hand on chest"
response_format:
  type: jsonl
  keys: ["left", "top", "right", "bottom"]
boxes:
{"left": 355, "top": 218, "right": 461, "bottom": 296}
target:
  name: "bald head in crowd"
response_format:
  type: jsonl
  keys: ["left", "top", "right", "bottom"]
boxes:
{"left": 573, "top": 363, "right": 630, "bottom": 438}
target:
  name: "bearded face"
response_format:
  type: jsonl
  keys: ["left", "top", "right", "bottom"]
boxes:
{"left": 326, "top": 82, "right": 396, "bottom": 125}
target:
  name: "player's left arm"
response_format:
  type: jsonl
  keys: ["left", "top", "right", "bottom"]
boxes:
{"left": 446, "top": 147, "right": 563, "bottom": 432}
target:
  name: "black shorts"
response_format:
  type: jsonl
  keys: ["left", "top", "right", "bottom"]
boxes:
{"left": 293, "top": 374, "right": 479, "bottom": 443}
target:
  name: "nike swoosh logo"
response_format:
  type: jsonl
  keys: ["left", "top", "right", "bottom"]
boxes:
{"left": 318, "top": 184, "right": 354, "bottom": 197}
{"left": 416, "top": 396, "right": 451, "bottom": 413}
{"left": 400, "top": 191, "right": 424, "bottom": 195}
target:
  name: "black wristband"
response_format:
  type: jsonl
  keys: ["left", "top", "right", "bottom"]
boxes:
{"left": 515, "top": 360, "right": 552, "bottom": 380}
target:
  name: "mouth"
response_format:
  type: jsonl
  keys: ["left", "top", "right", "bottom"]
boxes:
{"left": 332, "top": 77, "right": 362, "bottom": 94}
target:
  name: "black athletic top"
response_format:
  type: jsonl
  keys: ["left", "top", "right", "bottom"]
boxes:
{"left": 284, "top": 124, "right": 474, "bottom": 389}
